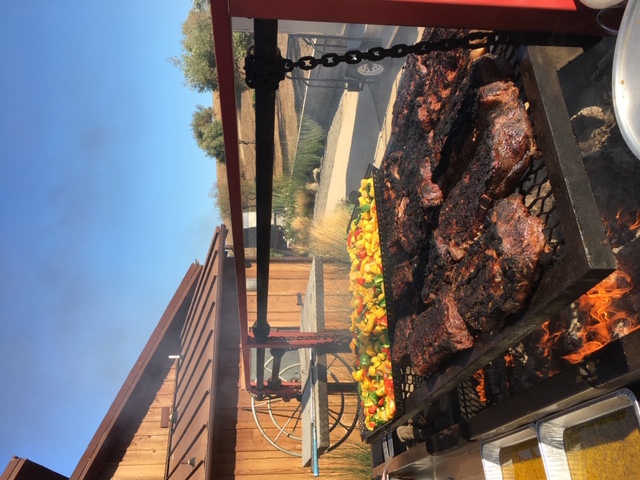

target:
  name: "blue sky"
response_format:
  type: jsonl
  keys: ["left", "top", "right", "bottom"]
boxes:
{"left": 0, "top": 1, "right": 220, "bottom": 475}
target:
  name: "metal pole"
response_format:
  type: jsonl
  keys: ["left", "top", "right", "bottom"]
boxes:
{"left": 253, "top": 18, "right": 279, "bottom": 343}
{"left": 310, "top": 349, "right": 320, "bottom": 477}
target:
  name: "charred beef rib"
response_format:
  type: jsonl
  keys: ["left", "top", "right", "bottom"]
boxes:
{"left": 377, "top": 29, "right": 545, "bottom": 377}
{"left": 433, "top": 80, "right": 536, "bottom": 263}
{"left": 452, "top": 194, "right": 547, "bottom": 333}
{"left": 382, "top": 28, "right": 477, "bottom": 258}
{"left": 409, "top": 289, "right": 474, "bottom": 376}
{"left": 422, "top": 79, "right": 536, "bottom": 306}
{"left": 391, "top": 314, "right": 417, "bottom": 366}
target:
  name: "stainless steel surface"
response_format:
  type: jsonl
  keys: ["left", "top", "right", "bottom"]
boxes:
{"left": 537, "top": 388, "right": 640, "bottom": 479}
{"left": 481, "top": 424, "right": 538, "bottom": 480}
{"left": 371, "top": 440, "right": 485, "bottom": 480}
{"left": 613, "top": 0, "right": 640, "bottom": 159}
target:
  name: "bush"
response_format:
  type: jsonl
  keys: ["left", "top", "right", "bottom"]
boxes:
{"left": 210, "top": 175, "right": 256, "bottom": 222}
{"left": 306, "top": 205, "right": 352, "bottom": 268}
{"left": 191, "top": 105, "right": 226, "bottom": 163}
{"left": 291, "top": 117, "right": 326, "bottom": 187}
{"left": 286, "top": 203, "right": 352, "bottom": 269}
{"left": 232, "top": 32, "right": 254, "bottom": 90}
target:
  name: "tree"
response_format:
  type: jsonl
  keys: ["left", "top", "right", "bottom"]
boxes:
{"left": 232, "top": 31, "right": 253, "bottom": 71}
{"left": 191, "top": 105, "right": 226, "bottom": 162}
{"left": 210, "top": 175, "right": 256, "bottom": 222}
{"left": 172, "top": 9, "right": 218, "bottom": 93}
{"left": 192, "top": 0, "right": 209, "bottom": 10}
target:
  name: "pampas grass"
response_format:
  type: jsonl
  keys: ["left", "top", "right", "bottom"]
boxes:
{"left": 320, "top": 440, "right": 372, "bottom": 479}
{"left": 290, "top": 204, "right": 352, "bottom": 270}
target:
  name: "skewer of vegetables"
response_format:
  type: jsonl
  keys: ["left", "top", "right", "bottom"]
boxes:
{"left": 347, "top": 177, "right": 396, "bottom": 430}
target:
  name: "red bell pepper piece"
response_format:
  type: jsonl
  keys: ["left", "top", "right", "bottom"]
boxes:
{"left": 384, "top": 378, "right": 395, "bottom": 397}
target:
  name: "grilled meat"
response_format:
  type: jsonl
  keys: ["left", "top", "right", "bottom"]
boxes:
{"left": 391, "top": 314, "right": 417, "bottom": 366}
{"left": 434, "top": 80, "right": 536, "bottom": 262}
{"left": 410, "top": 289, "right": 474, "bottom": 376}
{"left": 452, "top": 194, "right": 547, "bottom": 332}
{"left": 381, "top": 28, "right": 478, "bottom": 259}
{"left": 390, "top": 257, "right": 425, "bottom": 317}
{"left": 377, "top": 31, "right": 544, "bottom": 378}
{"left": 391, "top": 28, "right": 475, "bottom": 164}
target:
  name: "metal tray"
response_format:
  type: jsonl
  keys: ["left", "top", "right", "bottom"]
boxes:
{"left": 481, "top": 424, "right": 540, "bottom": 480}
{"left": 613, "top": 0, "right": 640, "bottom": 159}
{"left": 537, "top": 388, "right": 640, "bottom": 479}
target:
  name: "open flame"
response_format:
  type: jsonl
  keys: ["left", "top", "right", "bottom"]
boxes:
{"left": 563, "top": 270, "right": 637, "bottom": 364}
{"left": 473, "top": 369, "right": 488, "bottom": 403}
{"left": 535, "top": 319, "right": 563, "bottom": 375}
{"left": 631, "top": 210, "right": 640, "bottom": 231}
{"left": 504, "top": 352, "right": 515, "bottom": 367}
{"left": 484, "top": 209, "right": 638, "bottom": 398}
{"left": 604, "top": 208, "right": 640, "bottom": 246}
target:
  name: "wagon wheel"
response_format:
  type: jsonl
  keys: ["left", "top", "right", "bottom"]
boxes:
{"left": 251, "top": 353, "right": 358, "bottom": 457}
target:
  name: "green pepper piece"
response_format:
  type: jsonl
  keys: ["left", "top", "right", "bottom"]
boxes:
{"left": 360, "top": 354, "right": 371, "bottom": 367}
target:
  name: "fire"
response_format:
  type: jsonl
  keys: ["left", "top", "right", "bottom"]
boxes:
{"left": 614, "top": 207, "right": 640, "bottom": 230}
{"left": 603, "top": 208, "right": 640, "bottom": 246}
{"left": 536, "top": 319, "right": 563, "bottom": 362}
{"left": 534, "top": 319, "right": 563, "bottom": 377}
{"left": 473, "top": 369, "right": 488, "bottom": 403}
{"left": 630, "top": 210, "right": 640, "bottom": 230}
{"left": 504, "top": 353, "right": 515, "bottom": 367}
{"left": 563, "top": 270, "right": 637, "bottom": 364}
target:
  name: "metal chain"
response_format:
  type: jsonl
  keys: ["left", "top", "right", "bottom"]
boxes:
{"left": 244, "top": 31, "right": 509, "bottom": 88}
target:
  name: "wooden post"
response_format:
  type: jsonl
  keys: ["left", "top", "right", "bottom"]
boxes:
{"left": 299, "top": 257, "right": 329, "bottom": 467}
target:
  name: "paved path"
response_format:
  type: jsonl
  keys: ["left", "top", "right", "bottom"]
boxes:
{"left": 314, "top": 27, "right": 422, "bottom": 218}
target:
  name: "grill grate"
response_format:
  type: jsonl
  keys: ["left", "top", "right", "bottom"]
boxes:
{"left": 371, "top": 41, "right": 568, "bottom": 422}
{"left": 458, "top": 378, "right": 487, "bottom": 420}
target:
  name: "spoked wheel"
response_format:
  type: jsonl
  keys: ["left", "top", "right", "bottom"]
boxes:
{"left": 251, "top": 352, "right": 359, "bottom": 457}
{"left": 356, "top": 61, "right": 384, "bottom": 77}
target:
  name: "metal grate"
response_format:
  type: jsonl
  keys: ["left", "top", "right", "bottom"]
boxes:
{"left": 371, "top": 44, "right": 568, "bottom": 421}
{"left": 457, "top": 378, "right": 487, "bottom": 420}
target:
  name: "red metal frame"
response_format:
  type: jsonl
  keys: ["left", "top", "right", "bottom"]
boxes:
{"left": 248, "top": 382, "right": 301, "bottom": 401}
{"left": 209, "top": 0, "right": 252, "bottom": 391}
{"left": 228, "top": 0, "right": 602, "bottom": 35}
{"left": 247, "top": 330, "right": 352, "bottom": 349}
